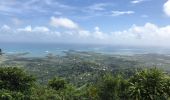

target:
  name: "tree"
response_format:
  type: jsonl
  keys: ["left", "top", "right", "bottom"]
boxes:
{"left": 48, "top": 77, "right": 67, "bottom": 91}
{"left": 128, "top": 68, "right": 170, "bottom": 100}
{"left": 0, "top": 67, "right": 35, "bottom": 99}
{"left": 0, "top": 67, "right": 35, "bottom": 92}
{"left": 98, "top": 74, "right": 128, "bottom": 100}
{"left": 0, "top": 89, "right": 24, "bottom": 100}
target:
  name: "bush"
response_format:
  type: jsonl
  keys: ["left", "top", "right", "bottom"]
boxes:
{"left": 0, "top": 67, "right": 36, "bottom": 99}
{"left": 128, "top": 68, "right": 170, "bottom": 100}
{"left": 0, "top": 67, "right": 35, "bottom": 92}
{"left": 98, "top": 74, "right": 128, "bottom": 100}
{"left": 0, "top": 89, "right": 25, "bottom": 100}
{"left": 48, "top": 77, "right": 67, "bottom": 91}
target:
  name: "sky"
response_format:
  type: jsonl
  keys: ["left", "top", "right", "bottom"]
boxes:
{"left": 0, "top": 0, "right": 170, "bottom": 47}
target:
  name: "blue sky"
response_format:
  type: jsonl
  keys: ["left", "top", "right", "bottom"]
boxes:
{"left": 0, "top": 0, "right": 170, "bottom": 46}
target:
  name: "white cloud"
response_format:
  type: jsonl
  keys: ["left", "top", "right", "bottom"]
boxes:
{"left": 0, "top": 25, "right": 12, "bottom": 35}
{"left": 78, "top": 30, "right": 90, "bottom": 37}
{"left": 163, "top": 0, "right": 170, "bottom": 17}
{"left": 87, "top": 3, "right": 109, "bottom": 11}
{"left": 50, "top": 17, "right": 79, "bottom": 29}
{"left": 17, "top": 26, "right": 49, "bottom": 33}
{"left": 17, "top": 26, "right": 32, "bottom": 32}
{"left": 1, "top": 23, "right": 170, "bottom": 46}
{"left": 93, "top": 26, "right": 108, "bottom": 39}
{"left": 111, "top": 11, "right": 134, "bottom": 16}
{"left": 111, "top": 23, "right": 170, "bottom": 46}
{"left": 0, "top": 0, "right": 74, "bottom": 16}
{"left": 131, "top": 0, "right": 146, "bottom": 4}
{"left": 1, "top": 25, "right": 11, "bottom": 31}
{"left": 0, "top": 25, "right": 61, "bottom": 42}
{"left": 33, "top": 26, "right": 49, "bottom": 32}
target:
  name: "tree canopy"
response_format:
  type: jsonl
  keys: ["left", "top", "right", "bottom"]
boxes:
{"left": 1, "top": 66, "right": 170, "bottom": 100}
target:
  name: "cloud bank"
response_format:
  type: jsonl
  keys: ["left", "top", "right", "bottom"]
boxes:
{"left": 163, "top": 0, "right": 170, "bottom": 17}
{"left": 111, "top": 23, "right": 170, "bottom": 46}
{"left": 1, "top": 20, "right": 170, "bottom": 46}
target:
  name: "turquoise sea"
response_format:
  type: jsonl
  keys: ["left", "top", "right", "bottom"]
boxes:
{"left": 1, "top": 42, "right": 170, "bottom": 57}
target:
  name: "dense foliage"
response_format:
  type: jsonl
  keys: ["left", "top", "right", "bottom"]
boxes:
{"left": 48, "top": 77, "right": 67, "bottom": 91}
{"left": 1, "top": 66, "right": 170, "bottom": 100}
{"left": 0, "top": 67, "right": 35, "bottom": 99}
{"left": 128, "top": 68, "right": 170, "bottom": 100}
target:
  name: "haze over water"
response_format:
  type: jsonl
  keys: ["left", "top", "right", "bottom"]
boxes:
{"left": 1, "top": 42, "right": 170, "bottom": 57}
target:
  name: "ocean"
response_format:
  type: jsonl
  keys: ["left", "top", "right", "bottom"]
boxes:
{"left": 1, "top": 42, "right": 170, "bottom": 57}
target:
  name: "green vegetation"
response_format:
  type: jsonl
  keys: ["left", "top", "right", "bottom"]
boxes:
{"left": 1, "top": 51, "right": 170, "bottom": 99}
{"left": 98, "top": 74, "right": 128, "bottom": 100}
{"left": 48, "top": 77, "right": 67, "bottom": 91}
{"left": 128, "top": 68, "right": 170, "bottom": 100}
{"left": 0, "top": 67, "right": 35, "bottom": 99}
{"left": 0, "top": 51, "right": 141, "bottom": 86}
{"left": 1, "top": 66, "right": 170, "bottom": 100}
